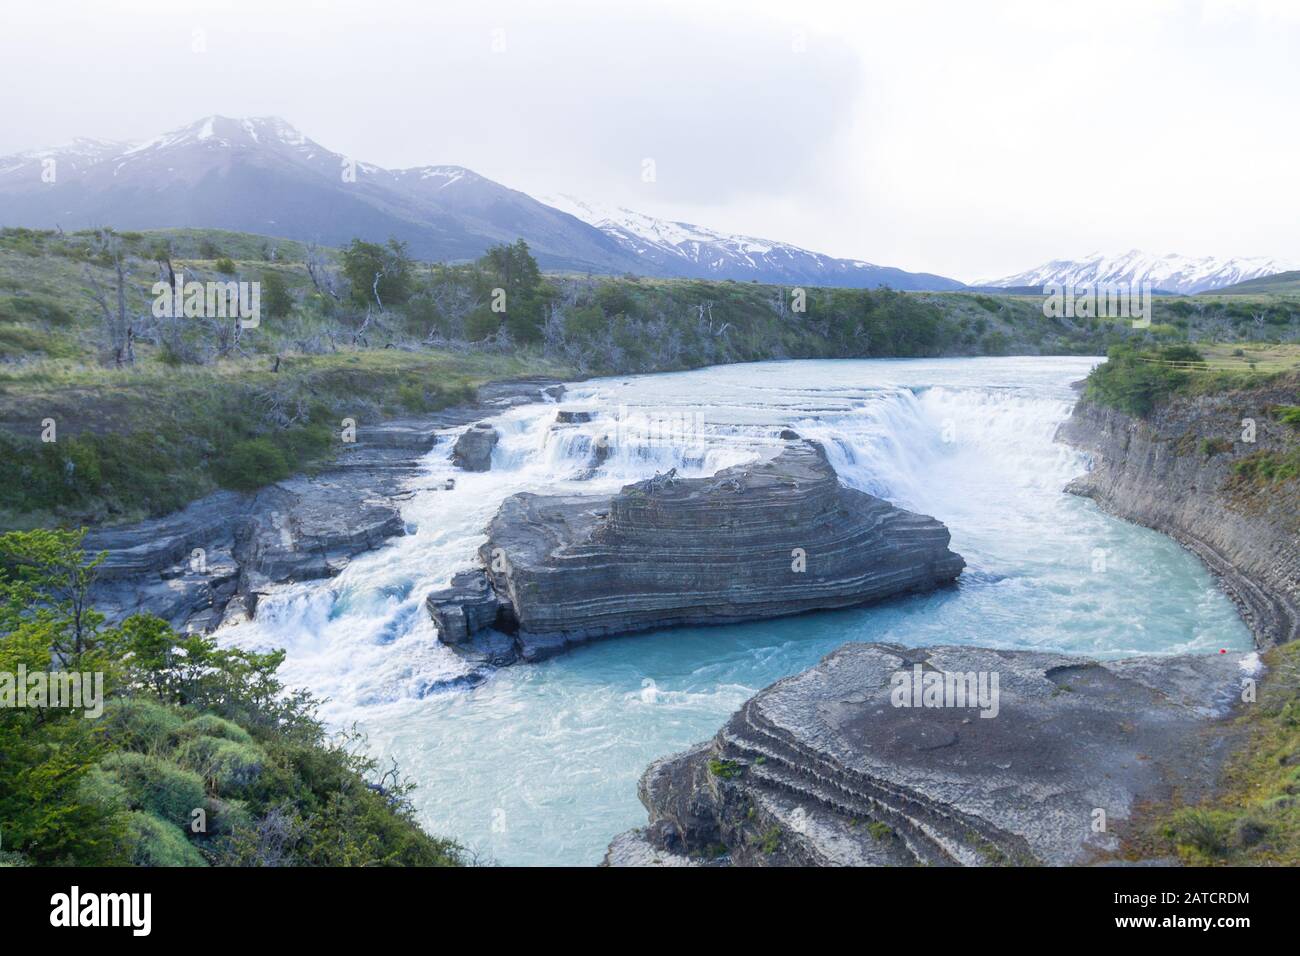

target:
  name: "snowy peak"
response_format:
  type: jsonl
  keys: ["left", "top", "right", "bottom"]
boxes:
{"left": 978, "top": 250, "right": 1300, "bottom": 295}
{"left": 539, "top": 192, "right": 962, "bottom": 289}
{"left": 545, "top": 193, "right": 780, "bottom": 257}
{"left": 120, "top": 115, "right": 320, "bottom": 159}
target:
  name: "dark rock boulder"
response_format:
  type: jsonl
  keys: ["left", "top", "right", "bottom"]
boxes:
{"left": 428, "top": 441, "right": 964, "bottom": 661}
{"left": 606, "top": 642, "right": 1252, "bottom": 866}
{"left": 451, "top": 422, "right": 500, "bottom": 472}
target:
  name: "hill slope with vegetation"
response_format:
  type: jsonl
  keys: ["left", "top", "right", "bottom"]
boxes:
{"left": 0, "top": 529, "right": 463, "bottom": 867}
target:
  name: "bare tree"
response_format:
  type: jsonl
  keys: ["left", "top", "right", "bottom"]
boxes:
{"left": 83, "top": 229, "right": 140, "bottom": 366}
{"left": 305, "top": 240, "right": 340, "bottom": 300}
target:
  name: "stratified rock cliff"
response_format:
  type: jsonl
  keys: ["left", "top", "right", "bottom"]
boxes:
{"left": 426, "top": 440, "right": 964, "bottom": 661}
{"left": 606, "top": 642, "right": 1251, "bottom": 866}
{"left": 1056, "top": 377, "right": 1298, "bottom": 646}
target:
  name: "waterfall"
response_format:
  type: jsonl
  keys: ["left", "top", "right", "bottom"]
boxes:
{"left": 215, "top": 357, "right": 1252, "bottom": 865}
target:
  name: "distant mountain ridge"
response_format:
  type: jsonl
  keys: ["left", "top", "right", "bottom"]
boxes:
{"left": 0, "top": 115, "right": 961, "bottom": 289}
{"left": 976, "top": 250, "right": 1299, "bottom": 295}
{"left": 0, "top": 116, "right": 642, "bottom": 275}
{"left": 540, "top": 193, "right": 965, "bottom": 291}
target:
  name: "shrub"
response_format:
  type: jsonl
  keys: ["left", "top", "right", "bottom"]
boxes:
{"left": 203, "top": 797, "right": 254, "bottom": 837}
{"left": 212, "top": 438, "right": 291, "bottom": 491}
{"left": 103, "top": 697, "right": 185, "bottom": 753}
{"left": 1161, "top": 808, "right": 1236, "bottom": 858}
{"left": 260, "top": 269, "right": 293, "bottom": 318}
{"left": 99, "top": 752, "right": 206, "bottom": 825}
{"left": 1085, "top": 345, "right": 1201, "bottom": 416}
{"left": 176, "top": 714, "right": 253, "bottom": 745}
{"left": 214, "top": 257, "right": 237, "bottom": 275}
{"left": 174, "top": 735, "right": 266, "bottom": 792}
{"left": 126, "top": 811, "right": 207, "bottom": 867}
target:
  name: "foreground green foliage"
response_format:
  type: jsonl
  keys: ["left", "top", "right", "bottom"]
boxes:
{"left": 1146, "top": 641, "right": 1300, "bottom": 865}
{"left": 0, "top": 529, "right": 463, "bottom": 866}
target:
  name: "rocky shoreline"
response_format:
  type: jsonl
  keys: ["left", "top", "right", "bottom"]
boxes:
{"left": 425, "top": 439, "right": 965, "bottom": 664}
{"left": 1056, "top": 380, "right": 1298, "bottom": 648}
{"left": 85, "top": 377, "right": 565, "bottom": 633}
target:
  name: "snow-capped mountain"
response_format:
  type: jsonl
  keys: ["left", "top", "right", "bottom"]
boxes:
{"left": 0, "top": 116, "right": 965, "bottom": 289}
{"left": 542, "top": 193, "right": 964, "bottom": 290}
{"left": 976, "top": 250, "right": 1299, "bottom": 295}
{"left": 0, "top": 116, "right": 645, "bottom": 273}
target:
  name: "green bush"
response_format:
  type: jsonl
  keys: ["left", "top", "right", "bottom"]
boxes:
{"left": 214, "top": 257, "right": 237, "bottom": 275}
{"left": 260, "top": 269, "right": 293, "bottom": 318}
{"left": 212, "top": 438, "right": 291, "bottom": 491}
{"left": 176, "top": 714, "right": 253, "bottom": 745}
{"left": 103, "top": 697, "right": 185, "bottom": 753}
{"left": 203, "top": 797, "right": 254, "bottom": 837}
{"left": 126, "top": 811, "right": 207, "bottom": 867}
{"left": 174, "top": 735, "right": 266, "bottom": 792}
{"left": 1161, "top": 808, "right": 1236, "bottom": 858}
{"left": 99, "top": 752, "right": 206, "bottom": 825}
{"left": 1085, "top": 345, "right": 1202, "bottom": 416}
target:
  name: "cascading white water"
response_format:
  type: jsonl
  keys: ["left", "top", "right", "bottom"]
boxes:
{"left": 218, "top": 357, "right": 1252, "bottom": 865}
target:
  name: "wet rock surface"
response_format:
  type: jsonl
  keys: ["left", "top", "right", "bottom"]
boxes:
{"left": 426, "top": 440, "right": 965, "bottom": 662}
{"left": 606, "top": 642, "right": 1251, "bottom": 866}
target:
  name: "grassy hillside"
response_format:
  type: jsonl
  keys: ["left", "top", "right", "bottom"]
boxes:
{"left": 2, "top": 225, "right": 1298, "bottom": 528}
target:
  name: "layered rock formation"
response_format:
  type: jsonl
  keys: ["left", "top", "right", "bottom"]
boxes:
{"left": 86, "top": 378, "right": 563, "bottom": 633}
{"left": 1057, "top": 376, "right": 1299, "bottom": 647}
{"left": 606, "top": 642, "right": 1252, "bottom": 866}
{"left": 426, "top": 440, "right": 964, "bottom": 662}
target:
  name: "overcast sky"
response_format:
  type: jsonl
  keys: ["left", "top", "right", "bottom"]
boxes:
{"left": 1, "top": 0, "right": 1297, "bottom": 282}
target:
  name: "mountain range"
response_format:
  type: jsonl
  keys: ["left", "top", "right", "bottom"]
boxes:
{"left": 0, "top": 116, "right": 1293, "bottom": 295}
{"left": 974, "top": 250, "right": 1300, "bottom": 296}
{"left": 0, "top": 116, "right": 958, "bottom": 290}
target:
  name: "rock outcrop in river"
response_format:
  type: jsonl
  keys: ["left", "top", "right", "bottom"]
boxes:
{"left": 426, "top": 440, "right": 965, "bottom": 662}
{"left": 1056, "top": 376, "right": 1299, "bottom": 646}
{"left": 605, "top": 642, "right": 1252, "bottom": 866}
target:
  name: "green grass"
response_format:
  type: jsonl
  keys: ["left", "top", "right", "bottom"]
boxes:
{"left": 1139, "top": 640, "right": 1300, "bottom": 865}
